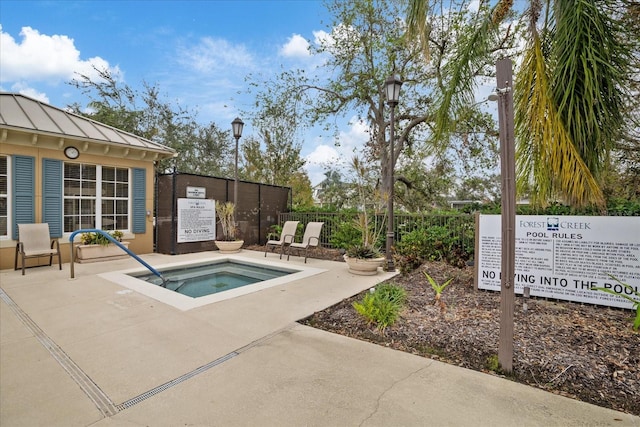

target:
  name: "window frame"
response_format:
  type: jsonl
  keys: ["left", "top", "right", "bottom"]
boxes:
{"left": 0, "top": 155, "right": 10, "bottom": 239}
{"left": 63, "top": 162, "right": 132, "bottom": 234}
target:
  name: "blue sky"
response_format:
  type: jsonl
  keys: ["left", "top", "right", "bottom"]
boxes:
{"left": 1, "top": 0, "right": 365, "bottom": 185}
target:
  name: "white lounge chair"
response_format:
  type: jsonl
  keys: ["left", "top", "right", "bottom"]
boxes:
{"left": 287, "top": 222, "right": 324, "bottom": 263}
{"left": 14, "top": 223, "right": 62, "bottom": 275}
{"left": 264, "top": 221, "right": 299, "bottom": 259}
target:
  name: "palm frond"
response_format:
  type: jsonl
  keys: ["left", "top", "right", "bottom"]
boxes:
{"left": 515, "top": 32, "right": 605, "bottom": 207}
{"left": 551, "top": 0, "right": 630, "bottom": 179}
{"left": 405, "top": 0, "right": 431, "bottom": 62}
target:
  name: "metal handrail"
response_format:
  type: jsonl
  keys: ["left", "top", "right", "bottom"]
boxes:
{"left": 69, "top": 229, "right": 167, "bottom": 286}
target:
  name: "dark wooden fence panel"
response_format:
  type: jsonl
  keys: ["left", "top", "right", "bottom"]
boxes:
{"left": 155, "top": 173, "right": 291, "bottom": 254}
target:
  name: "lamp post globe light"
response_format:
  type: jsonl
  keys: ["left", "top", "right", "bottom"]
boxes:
{"left": 231, "top": 117, "right": 244, "bottom": 224}
{"left": 384, "top": 74, "right": 402, "bottom": 272}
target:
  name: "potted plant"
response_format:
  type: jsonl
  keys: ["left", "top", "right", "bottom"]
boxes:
{"left": 343, "top": 156, "right": 386, "bottom": 275}
{"left": 76, "top": 230, "right": 129, "bottom": 263}
{"left": 214, "top": 201, "right": 244, "bottom": 253}
{"left": 344, "top": 242, "right": 385, "bottom": 275}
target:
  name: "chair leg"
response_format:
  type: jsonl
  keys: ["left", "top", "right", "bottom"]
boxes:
{"left": 14, "top": 244, "right": 19, "bottom": 271}
{"left": 21, "top": 254, "right": 25, "bottom": 275}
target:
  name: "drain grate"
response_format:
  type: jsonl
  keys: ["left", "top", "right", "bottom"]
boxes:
{"left": 1, "top": 287, "right": 274, "bottom": 415}
{"left": 116, "top": 352, "right": 238, "bottom": 410}
{"left": 0, "top": 288, "right": 117, "bottom": 416}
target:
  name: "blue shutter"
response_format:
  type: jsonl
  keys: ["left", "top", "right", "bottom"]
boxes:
{"left": 132, "top": 168, "right": 146, "bottom": 233}
{"left": 13, "top": 156, "right": 35, "bottom": 240}
{"left": 42, "top": 159, "right": 63, "bottom": 237}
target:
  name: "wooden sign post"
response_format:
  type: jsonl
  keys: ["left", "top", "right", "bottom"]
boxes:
{"left": 496, "top": 58, "right": 516, "bottom": 373}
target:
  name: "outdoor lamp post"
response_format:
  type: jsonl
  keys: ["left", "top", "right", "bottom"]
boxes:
{"left": 384, "top": 74, "right": 402, "bottom": 272}
{"left": 231, "top": 117, "right": 244, "bottom": 224}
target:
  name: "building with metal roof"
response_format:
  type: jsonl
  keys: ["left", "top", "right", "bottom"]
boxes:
{"left": 0, "top": 92, "right": 176, "bottom": 270}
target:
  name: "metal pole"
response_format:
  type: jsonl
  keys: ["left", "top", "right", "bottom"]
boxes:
{"left": 385, "top": 103, "right": 396, "bottom": 272}
{"left": 496, "top": 58, "right": 516, "bottom": 373}
{"left": 234, "top": 136, "right": 239, "bottom": 225}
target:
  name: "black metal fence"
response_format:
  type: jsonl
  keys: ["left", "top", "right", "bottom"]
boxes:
{"left": 279, "top": 211, "right": 475, "bottom": 251}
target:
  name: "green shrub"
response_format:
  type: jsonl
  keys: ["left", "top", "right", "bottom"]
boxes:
{"left": 394, "top": 225, "right": 472, "bottom": 272}
{"left": 330, "top": 220, "right": 361, "bottom": 249}
{"left": 353, "top": 283, "right": 407, "bottom": 332}
{"left": 79, "top": 230, "right": 123, "bottom": 246}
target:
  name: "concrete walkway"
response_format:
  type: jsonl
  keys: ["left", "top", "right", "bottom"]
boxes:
{"left": 1, "top": 250, "right": 638, "bottom": 426}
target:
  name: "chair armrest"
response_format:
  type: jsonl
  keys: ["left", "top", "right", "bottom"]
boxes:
{"left": 284, "top": 234, "right": 296, "bottom": 244}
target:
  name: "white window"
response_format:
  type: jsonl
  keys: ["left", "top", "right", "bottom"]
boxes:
{"left": 0, "top": 156, "right": 8, "bottom": 237}
{"left": 63, "top": 163, "right": 130, "bottom": 232}
{"left": 101, "top": 166, "right": 129, "bottom": 230}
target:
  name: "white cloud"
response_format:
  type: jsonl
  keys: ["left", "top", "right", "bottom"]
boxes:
{"left": 304, "top": 117, "right": 370, "bottom": 185}
{"left": 279, "top": 34, "right": 310, "bottom": 57}
{"left": 0, "top": 25, "right": 114, "bottom": 83}
{"left": 312, "top": 30, "right": 333, "bottom": 48}
{"left": 8, "top": 82, "right": 49, "bottom": 103}
{"left": 178, "top": 37, "right": 254, "bottom": 73}
{"left": 305, "top": 142, "right": 340, "bottom": 186}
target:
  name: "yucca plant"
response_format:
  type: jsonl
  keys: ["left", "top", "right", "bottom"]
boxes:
{"left": 215, "top": 201, "right": 238, "bottom": 241}
{"left": 424, "top": 272, "right": 453, "bottom": 313}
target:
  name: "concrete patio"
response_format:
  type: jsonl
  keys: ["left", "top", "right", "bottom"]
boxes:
{"left": 1, "top": 250, "right": 638, "bottom": 426}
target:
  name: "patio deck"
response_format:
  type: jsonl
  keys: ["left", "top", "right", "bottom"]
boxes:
{"left": 1, "top": 250, "right": 637, "bottom": 426}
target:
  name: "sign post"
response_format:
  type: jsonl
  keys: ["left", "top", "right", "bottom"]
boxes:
{"left": 496, "top": 58, "right": 516, "bottom": 373}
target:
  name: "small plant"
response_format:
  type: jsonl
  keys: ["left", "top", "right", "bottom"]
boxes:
{"left": 346, "top": 244, "right": 382, "bottom": 259}
{"left": 352, "top": 283, "right": 407, "bottom": 332}
{"left": 79, "top": 230, "right": 123, "bottom": 246}
{"left": 424, "top": 272, "right": 453, "bottom": 313}
{"left": 486, "top": 354, "right": 500, "bottom": 372}
{"left": 215, "top": 201, "right": 238, "bottom": 241}
{"left": 593, "top": 275, "right": 640, "bottom": 331}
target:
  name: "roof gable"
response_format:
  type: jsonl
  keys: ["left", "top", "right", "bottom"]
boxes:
{"left": 0, "top": 92, "right": 176, "bottom": 158}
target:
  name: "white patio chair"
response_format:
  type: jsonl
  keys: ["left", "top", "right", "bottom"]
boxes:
{"left": 287, "top": 222, "right": 324, "bottom": 263}
{"left": 264, "top": 221, "right": 299, "bottom": 259}
{"left": 14, "top": 223, "right": 62, "bottom": 275}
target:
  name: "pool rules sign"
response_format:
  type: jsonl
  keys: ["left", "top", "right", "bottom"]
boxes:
{"left": 477, "top": 215, "right": 639, "bottom": 309}
{"left": 177, "top": 198, "right": 216, "bottom": 243}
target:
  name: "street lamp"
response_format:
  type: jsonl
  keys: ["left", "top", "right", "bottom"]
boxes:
{"left": 384, "top": 74, "right": 402, "bottom": 272}
{"left": 231, "top": 117, "right": 244, "bottom": 225}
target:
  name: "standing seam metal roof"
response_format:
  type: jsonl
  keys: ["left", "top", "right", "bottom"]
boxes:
{"left": 0, "top": 92, "right": 176, "bottom": 155}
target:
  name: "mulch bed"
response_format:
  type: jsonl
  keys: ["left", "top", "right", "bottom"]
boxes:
{"left": 256, "top": 245, "right": 640, "bottom": 416}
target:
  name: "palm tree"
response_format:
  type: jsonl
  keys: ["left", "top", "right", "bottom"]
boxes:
{"left": 406, "top": 0, "right": 637, "bottom": 208}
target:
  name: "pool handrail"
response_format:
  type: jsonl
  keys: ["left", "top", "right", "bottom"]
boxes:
{"left": 69, "top": 229, "right": 167, "bottom": 286}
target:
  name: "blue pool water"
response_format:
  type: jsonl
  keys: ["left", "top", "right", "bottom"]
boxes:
{"left": 129, "top": 260, "right": 295, "bottom": 298}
